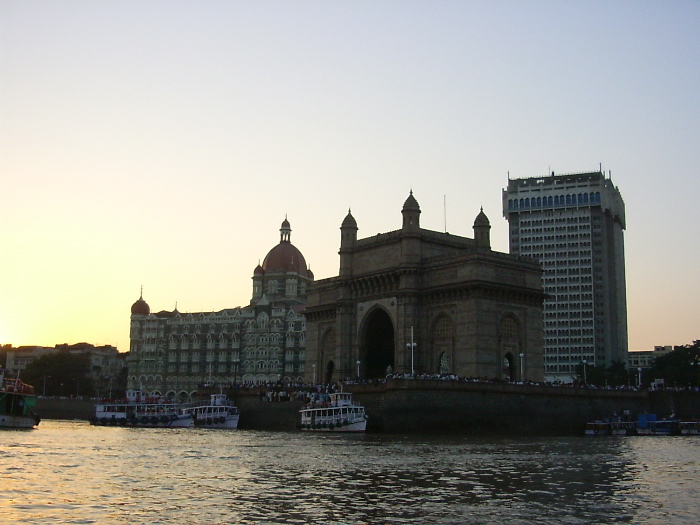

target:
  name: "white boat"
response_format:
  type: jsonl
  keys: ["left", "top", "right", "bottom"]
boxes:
{"left": 0, "top": 369, "right": 41, "bottom": 429}
{"left": 92, "top": 390, "right": 192, "bottom": 428}
{"left": 181, "top": 393, "right": 240, "bottom": 429}
{"left": 610, "top": 420, "right": 638, "bottom": 435}
{"left": 300, "top": 391, "right": 367, "bottom": 432}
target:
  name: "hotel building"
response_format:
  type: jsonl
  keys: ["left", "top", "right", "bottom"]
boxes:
{"left": 502, "top": 170, "right": 628, "bottom": 382}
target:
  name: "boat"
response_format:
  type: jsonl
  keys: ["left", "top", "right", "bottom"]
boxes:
{"left": 679, "top": 421, "right": 700, "bottom": 435}
{"left": 584, "top": 421, "right": 611, "bottom": 436}
{"left": 610, "top": 420, "right": 638, "bottom": 436}
{"left": 635, "top": 414, "right": 680, "bottom": 436}
{"left": 91, "top": 389, "right": 193, "bottom": 428}
{"left": 0, "top": 369, "right": 41, "bottom": 429}
{"left": 300, "top": 391, "right": 367, "bottom": 432}
{"left": 181, "top": 393, "right": 240, "bottom": 429}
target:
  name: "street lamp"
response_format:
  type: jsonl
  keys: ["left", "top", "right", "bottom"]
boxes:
{"left": 519, "top": 353, "right": 524, "bottom": 382}
{"left": 356, "top": 360, "right": 360, "bottom": 378}
{"left": 637, "top": 367, "right": 642, "bottom": 388}
{"left": 406, "top": 325, "right": 416, "bottom": 376}
{"left": 312, "top": 364, "right": 316, "bottom": 385}
{"left": 583, "top": 360, "right": 587, "bottom": 385}
{"left": 42, "top": 376, "right": 51, "bottom": 397}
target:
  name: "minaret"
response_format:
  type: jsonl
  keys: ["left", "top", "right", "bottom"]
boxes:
{"left": 401, "top": 190, "right": 421, "bottom": 232}
{"left": 339, "top": 209, "right": 357, "bottom": 278}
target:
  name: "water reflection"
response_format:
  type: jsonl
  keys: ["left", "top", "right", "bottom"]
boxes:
{"left": 1, "top": 422, "right": 699, "bottom": 524}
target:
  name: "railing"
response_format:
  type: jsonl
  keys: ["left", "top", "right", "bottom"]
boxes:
{"left": 2, "top": 378, "right": 35, "bottom": 394}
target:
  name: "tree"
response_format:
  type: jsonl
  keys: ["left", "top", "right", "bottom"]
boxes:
{"left": 647, "top": 340, "right": 700, "bottom": 389}
{"left": 22, "top": 350, "right": 94, "bottom": 397}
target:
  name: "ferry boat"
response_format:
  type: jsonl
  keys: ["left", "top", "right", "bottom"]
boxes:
{"left": 181, "top": 393, "right": 240, "bottom": 429}
{"left": 300, "top": 391, "right": 367, "bottom": 432}
{"left": 0, "top": 369, "right": 41, "bottom": 429}
{"left": 91, "top": 390, "right": 193, "bottom": 428}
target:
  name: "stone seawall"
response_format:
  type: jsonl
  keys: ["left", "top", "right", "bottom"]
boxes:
{"left": 351, "top": 380, "right": 649, "bottom": 435}
{"left": 35, "top": 381, "right": 700, "bottom": 435}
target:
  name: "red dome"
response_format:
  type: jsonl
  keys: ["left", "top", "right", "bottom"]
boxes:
{"left": 262, "top": 242, "right": 308, "bottom": 276}
{"left": 131, "top": 295, "right": 150, "bottom": 316}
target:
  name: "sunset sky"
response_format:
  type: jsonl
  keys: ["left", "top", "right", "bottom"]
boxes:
{"left": 2, "top": 1, "right": 698, "bottom": 354}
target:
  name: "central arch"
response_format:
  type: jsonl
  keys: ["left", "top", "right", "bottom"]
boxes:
{"left": 360, "top": 308, "right": 395, "bottom": 379}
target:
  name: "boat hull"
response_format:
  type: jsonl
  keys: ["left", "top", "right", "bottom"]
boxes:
{"left": 192, "top": 413, "right": 240, "bottom": 429}
{"left": 91, "top": 415, "right": 193, "bottom": 428}
{"left": 300, "top": 419, "right": 367, "bottom": 432}
{"left": 0, "top": 414, "right": 39, "bottom": 429}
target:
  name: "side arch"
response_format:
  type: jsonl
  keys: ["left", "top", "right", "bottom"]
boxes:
{"left": 431, "top": 314, "right": 454, "bottom": 374}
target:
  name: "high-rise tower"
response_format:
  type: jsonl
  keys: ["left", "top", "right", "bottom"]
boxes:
{"left": 502, "top": 170, "right": 628, "bottom": 382}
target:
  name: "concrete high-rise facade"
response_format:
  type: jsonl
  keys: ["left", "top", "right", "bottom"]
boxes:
{"left": 502, "top": 171, "right": 628, "bottom": 382}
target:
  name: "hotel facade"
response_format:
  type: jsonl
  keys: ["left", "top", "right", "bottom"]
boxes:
{"left": 502, "top": 170, "right": 628, "bottom": 382}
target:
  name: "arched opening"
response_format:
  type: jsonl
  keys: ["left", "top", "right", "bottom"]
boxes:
{"left": 502, "top": 353, "right": 515, "bottom": 381}
{"left": 325, "top": 360, "right": 335, "bottom": 384}
{"left": 499, "top": 316, "right": 521, "bottom": 381}
{"left": 361, "top": 308, "right": 395, "bottom": 379}
{"left": 432, "top": 315, "right": 453, "bottom": 374}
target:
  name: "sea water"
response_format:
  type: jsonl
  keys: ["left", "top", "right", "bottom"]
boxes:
{"left": 2, "top": 420, "right": 699, "bottom": 524}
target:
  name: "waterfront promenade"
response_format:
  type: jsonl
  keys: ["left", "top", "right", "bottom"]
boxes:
{"left": 35, "top": 377, "right": 700, "bottom": 435}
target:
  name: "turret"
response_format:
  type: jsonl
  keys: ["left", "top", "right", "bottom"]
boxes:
{"left": 339, "top": 209, "right": 358, "bottom": 278}
{"left": 473, "top": 207, "right": 491, "bottom": 249}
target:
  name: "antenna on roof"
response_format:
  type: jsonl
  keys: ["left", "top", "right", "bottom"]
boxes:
{"left": 444, "top": 195, "right": 447, "bottom": 233}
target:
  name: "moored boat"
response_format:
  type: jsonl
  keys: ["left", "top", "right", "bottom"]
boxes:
{"left": 91, "top": 389, "right": 192, "bottom": 428}
{"left": 300, "top": 391, "right": 367, "bottom": 432}
{"left": 181, "top": 393, "right": 240, "bottom": 429}
{"left": 610, "top": 420, "right": 638, "bottom": 436}
{"left": 0, "top": 369, "right": 41, "bottom": 429}
{"left": 584, "top": 421, "right": 611, "bottom": 436}
{"left": 679, "top": 421, "right": 700, "bottom": 435}
{"left": 636, "top": 414, "right": 680, "bottom": 436}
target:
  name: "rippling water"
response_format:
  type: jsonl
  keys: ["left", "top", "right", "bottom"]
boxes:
{"left": 2, "top": 420, "right": 700, "bottom": 524}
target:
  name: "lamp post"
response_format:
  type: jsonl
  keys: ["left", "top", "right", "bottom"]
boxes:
{"left": 312, "top": 364, "right": 316, "bottom": 385}
{"left": 356, "top": 360, "right": 360, "bottom": 378}
{"left": 42, "top": 376, "right": 51, "bottom": 397}
{"left": 637, "top": 367, "right": 642, "bottom": 388}
{"left": 519, "top": 353, "right": 524, "bottom": 382}
{"left": 583, "top": 360, "right": 587, "bottom": 385}
{"left": 406, "top": 326, "right": 416, "bottom": 376}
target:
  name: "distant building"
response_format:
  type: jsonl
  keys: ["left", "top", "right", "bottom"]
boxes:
{"left": 628, "top": 346, "right": 673, "bottom": 370}
{"left": 305, "top": 192, "right": 545, "bottom": 383}
{"left": 127, "top": 219, "right": 312, "bottom": 399}
{"left": 502, "top": 170, "right": 628, "bottom": 383}
{"left": 5, "top": 343, "right": 124, "bottom": 394}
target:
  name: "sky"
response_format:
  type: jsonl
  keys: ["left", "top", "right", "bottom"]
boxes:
{"left": 1, "top": 1, "right": 698, "bottom": 354}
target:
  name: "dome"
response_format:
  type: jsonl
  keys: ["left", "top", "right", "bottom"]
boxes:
{"left": 402, "top": 190, "right": 420, "bottom": 212}
{"left": 254, "top": 262, "right": 264, "bottom": 275}
{"left": 474, "top": 207, "right": 490, "bottom": 227}
{"left": 262, "top": 242, "right": 308, "bottom": 275}
{"left": 341, "top": 209, "right": 357, "bottom": 228}
{"left": 131, "top": 294, "right": 150, "bottom": 316}
{"left": 261, "top": 218, "right": 309, "bottom": 276}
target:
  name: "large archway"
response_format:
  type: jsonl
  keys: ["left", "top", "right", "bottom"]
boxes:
{"left": 361, "top": 308, "right": 395, "bottom": 379}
